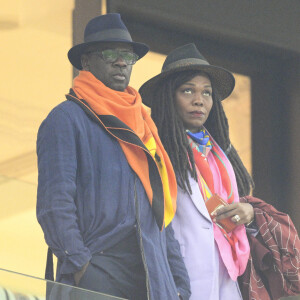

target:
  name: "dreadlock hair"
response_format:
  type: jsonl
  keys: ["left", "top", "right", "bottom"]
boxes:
{"left": 151, "top": 70, "right": 254, "bottom": 196}
{"left": 204, "top": 90, "right": 254, "bottom": 196}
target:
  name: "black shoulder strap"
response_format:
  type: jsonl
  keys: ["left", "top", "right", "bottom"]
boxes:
{"left": 45, "top": 247, "right": 54, "bottom": 281}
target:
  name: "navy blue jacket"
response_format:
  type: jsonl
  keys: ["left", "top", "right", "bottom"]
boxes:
{"left": 36, "top": 95, "right": 191, "bottom": 300}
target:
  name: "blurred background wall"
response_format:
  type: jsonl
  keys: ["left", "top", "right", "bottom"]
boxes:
{"left": 0, "top": 0, "right": 299, "bottom": 282}
{"left": 0, "top": 0, "right": 75, "bottom": 278}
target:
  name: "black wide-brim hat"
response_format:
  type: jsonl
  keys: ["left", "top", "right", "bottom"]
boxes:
{"left": 139, "top": 43, "right": 235, "bottom": 107}
{"left": 68, "top": 13, "right": 149, "bottom": 70}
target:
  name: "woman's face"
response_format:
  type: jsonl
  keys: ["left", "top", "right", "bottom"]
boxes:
{"left": 175, "top": 74, "right": 213, "bottom": 133}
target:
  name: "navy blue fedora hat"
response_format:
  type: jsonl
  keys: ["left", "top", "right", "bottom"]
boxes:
{"left": 68, "top": 13, "right": 149, "bottom": 70}
{"left": 139, "top": 43, "right": 235, "bottom": 107}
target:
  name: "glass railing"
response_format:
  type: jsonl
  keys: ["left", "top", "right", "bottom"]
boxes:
{"left": 0, "top": 268, "right": 127, "bottom": 300}
{"left": 0, "top": 267, "right": 298, "bottom": 300}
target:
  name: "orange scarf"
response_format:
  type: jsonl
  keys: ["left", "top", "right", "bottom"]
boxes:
{"left": 72, "top": 71, "right": 177, "bottom": 227}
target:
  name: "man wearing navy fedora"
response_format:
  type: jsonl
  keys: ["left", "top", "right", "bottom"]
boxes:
{"left": 36, "top": 13, "right": 190, "bottom": 300}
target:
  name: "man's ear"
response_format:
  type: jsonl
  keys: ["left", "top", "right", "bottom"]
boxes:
{"left": 81, "top": 54, "right": 90, "bottom": 71}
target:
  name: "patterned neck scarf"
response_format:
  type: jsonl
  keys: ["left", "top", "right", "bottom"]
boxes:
{"left": 187, "top": 128, "right": 212, "bottom": 147}
{"left": 187, "top": 128, "right": 233, "bottom": 203}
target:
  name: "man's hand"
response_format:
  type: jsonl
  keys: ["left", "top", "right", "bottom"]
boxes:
{"left": 74, "top": 261, "right": 90, "bottom": 286}
{"left": 212, "top": 203, "right": 254, "bottom": 226}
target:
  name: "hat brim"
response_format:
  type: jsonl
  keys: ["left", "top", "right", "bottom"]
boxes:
{"left": 68, "top": 39, "right": 149, "bottom": 70}
{"left": 139, "top": 64, "right": 235, "bottom": 107}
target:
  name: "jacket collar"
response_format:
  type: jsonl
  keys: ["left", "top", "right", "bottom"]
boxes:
{"left": 188, "top": 175, "right": 211, "bottom": 222}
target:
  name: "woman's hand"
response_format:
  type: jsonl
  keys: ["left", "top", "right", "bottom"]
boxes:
{"left": 212, "top": 202, "right": 254, "bottom": 226}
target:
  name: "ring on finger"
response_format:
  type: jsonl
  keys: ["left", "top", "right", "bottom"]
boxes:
{"left": 233, "top": 215, "right": 241, "bottom": 223}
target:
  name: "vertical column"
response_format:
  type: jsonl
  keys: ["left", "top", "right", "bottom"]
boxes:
{"left": 285, "top": 58, "right": 300, "bottom": 232}
{"left": 72, "top": 0, "right": 103, "bottom": 77}
{"left": 251, "top": 65, "right": 286, "bottom": 209}
{"left": 251, "top": 60, "right": 300, "bottom": 232}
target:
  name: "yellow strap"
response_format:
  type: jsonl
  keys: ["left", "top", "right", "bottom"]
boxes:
{"left": 145, "top": 137, "right": 174, "bottom": 226}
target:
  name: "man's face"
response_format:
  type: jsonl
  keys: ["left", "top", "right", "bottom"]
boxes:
{"left": 81, "top": 42, "right": 133, "bottom": 91}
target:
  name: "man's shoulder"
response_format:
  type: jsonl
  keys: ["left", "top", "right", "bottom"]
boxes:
{"left": 49, "top": 100, "right": 83, "bottom": 116}
{"left": 38, "top": 100, "right": 88, "bottom": 133}
{"left": 42, "top": 99, "right": 88, "bottom": 123}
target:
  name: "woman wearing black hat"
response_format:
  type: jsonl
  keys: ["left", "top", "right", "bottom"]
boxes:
{"left": 140, "top": 44, "right": 300, "bottom": 300}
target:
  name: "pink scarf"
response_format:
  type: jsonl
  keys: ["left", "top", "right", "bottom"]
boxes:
{"left": 192, "top": 133, "right": 250, "bottom": 280}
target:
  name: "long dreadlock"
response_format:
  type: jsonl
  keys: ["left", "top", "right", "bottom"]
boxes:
{"left": 150, "top": 70, "right": 254, "bottom": 196}
{"left": 205, "top": 91, "right": 254, "bottom": 196}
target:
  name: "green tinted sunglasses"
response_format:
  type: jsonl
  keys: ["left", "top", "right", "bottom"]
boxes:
{"left": 86, "top": 49, "right": 139, "bottom": 65}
